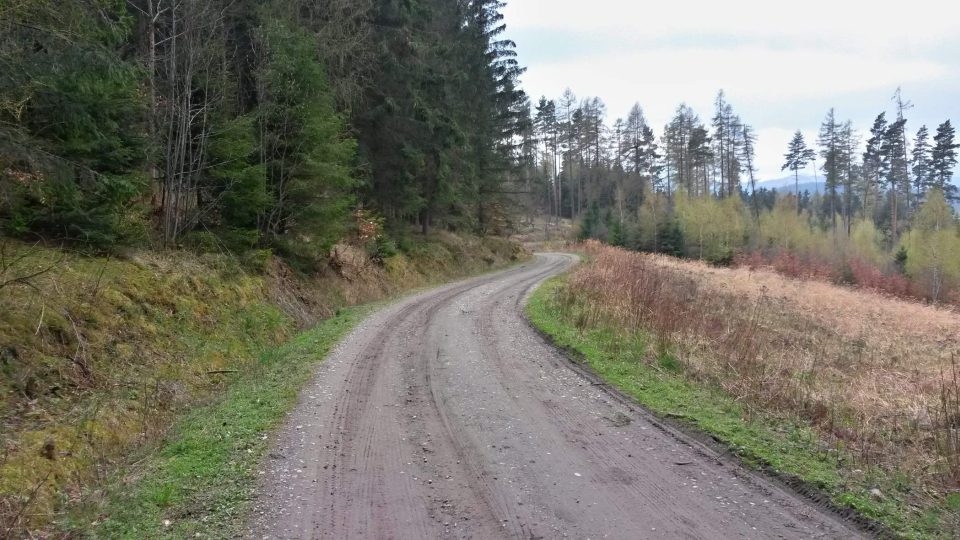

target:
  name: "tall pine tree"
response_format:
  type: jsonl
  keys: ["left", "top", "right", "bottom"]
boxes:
{"left": 782, "top": 130, "right": 815, "bottom": 214}
{"left": 930, "top": 120, "right": 958, "bottom": 200}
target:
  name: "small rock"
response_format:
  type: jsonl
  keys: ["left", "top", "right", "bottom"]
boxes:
{"left": 869, "top": 488, "right": 884, "bottom": 500}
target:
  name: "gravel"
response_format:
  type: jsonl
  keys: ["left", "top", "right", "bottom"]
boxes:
{"left": 247, "top": 254, "right": 861, "bottom": 539}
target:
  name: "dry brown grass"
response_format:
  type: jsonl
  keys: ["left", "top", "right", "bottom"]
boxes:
{"left": 568, "top": 241, "right": 960, "bottom": 493}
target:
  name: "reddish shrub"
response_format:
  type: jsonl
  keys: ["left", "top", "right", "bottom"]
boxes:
{"left": 732, "top": 251, "right": 766, "bottom": 270}
{"left": 848, "top": 258, "right": 912, "bottom": 298}
{"left": 781, "top": 252, "right": 837, "bottom": 282}
{"left": 731, "top": 250, "right": 953, "bottom": 304}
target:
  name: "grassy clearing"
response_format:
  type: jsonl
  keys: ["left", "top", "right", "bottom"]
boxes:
{"left": 72, "top": 305, "right": 373, "bottom": 538}
{"left": 0, "top": 233, "right": 526, "bottom": 537}
{"left": 526, "top": 245, "right": 960, "bottom": 538}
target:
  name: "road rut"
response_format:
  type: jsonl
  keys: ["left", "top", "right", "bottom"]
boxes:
{"left": 249, "top": 253, "right": 861, "bottom": 539}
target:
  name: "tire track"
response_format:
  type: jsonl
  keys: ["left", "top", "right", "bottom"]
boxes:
{"left": 414, "top": 256, "right": 576, "bottom": 537}
{"left": 249, "top": 253, "right": 866, "bottom": 540}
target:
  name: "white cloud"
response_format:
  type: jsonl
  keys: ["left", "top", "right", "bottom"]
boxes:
{"left": 504, "top": 0, "right": 959, "bottom": 180}
{"left": 523, "top": 47, "right": 945, "bottom": 117}
{"left": 505, "top": 0, "right": 958, "bottom": 53}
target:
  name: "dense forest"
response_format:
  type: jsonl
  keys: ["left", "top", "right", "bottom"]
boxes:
{"left": 2, "top": 1, "right": 959, "bottom": 301}
{"left": 519, "top": 88, "right": 960, "bottom": 302}
{"left": 0, "top": 0, "right": 528, "bottom": 265}
{"left": 3, "top": 3, "right": 960, "bottom": 536}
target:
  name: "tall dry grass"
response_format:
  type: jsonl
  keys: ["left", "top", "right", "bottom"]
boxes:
{"left": 565, "top": 241, "right": 960, "bottom": 494}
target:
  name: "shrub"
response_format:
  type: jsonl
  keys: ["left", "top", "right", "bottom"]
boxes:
{"left": 242, "top": 249, "right": 274, "bottom": 273}
{"left": 848, "top": 258, "right": 911, "bottom": 297}
{"left": 367, "top": 234, "right": 398, "bottom": 263}
{"left": 182, "top": 231, "right": 221, "bottom": 253}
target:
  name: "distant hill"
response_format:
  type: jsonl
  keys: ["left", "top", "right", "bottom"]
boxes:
{"left": 758, "top": 174, "right": 960, "bottom": 200}
{"left": 759, "top": 174, "right": 815, "bottom": 189}
{"left": 757, "top": 174, "right": 821, "bottom": 194}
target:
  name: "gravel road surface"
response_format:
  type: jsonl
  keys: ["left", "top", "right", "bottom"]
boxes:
{"left": 249, "top": 253, "right": 861, "bottom": 539}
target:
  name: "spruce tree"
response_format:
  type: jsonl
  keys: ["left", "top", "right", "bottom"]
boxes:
{"left": 741, "top": 124, "right": 759, "bottom": 221}
{"left": 883, "top": 116, "right": 909, "bottom": 238}
{"left": 1, "top": 0, "right": 146, "bottom": 246}
{"left": 781, "top": 130, "right": 815, "bottom": 214}
{"left": 255, "top": 18, "right": 358, "bottom": 261}
{"left": 911, "top": 125, "right": 932, "bottom": 202}
{"left": 930, "top": 120, "right": 958, "bottom": 200}
{"left": 839, "top": 121, "right": 858, "bottom": 235}
{"left": 712, "top": 90, "right": 742, "bottom": 197}
{"left": 534, "top": 98, "right": 560, "bottom": 220}
{"left": 818, "top": 109, "right": 842, "bottom": 231}
{"left": 862, "top": 114, "right": 889, "bottom": 220}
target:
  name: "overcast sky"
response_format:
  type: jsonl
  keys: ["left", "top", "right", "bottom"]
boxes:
{"left": 502, "top": 0, "right": 960, "bottom": 182}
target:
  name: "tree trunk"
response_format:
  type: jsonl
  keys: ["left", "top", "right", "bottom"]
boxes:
{"left": 421, "top": 209, "right": 430, "bottom": 235}
{"left": 891, "top": 188, "right": 898, "bottom": 241}
{"left": 795, "top": 168, "right": 800, "bottom": 214}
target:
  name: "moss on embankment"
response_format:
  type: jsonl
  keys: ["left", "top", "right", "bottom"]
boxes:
{"left": 0, "top": 233, "right": 526, "bottom": 536}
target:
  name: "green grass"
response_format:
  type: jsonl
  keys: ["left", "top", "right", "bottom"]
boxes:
{"left": 526, "top": 276, "right": 950, "bottom": 539}
{"left": 0, "top": 245, "right": 299, "bottom": 532}
{"left": 0, "top": 233, "right": 527, "bottom": 535}
{"left": 73, "top": 305, "right": 374, "bottom": 539}
{"left": 62, "top": 244, "right": 532, "bottom": 539}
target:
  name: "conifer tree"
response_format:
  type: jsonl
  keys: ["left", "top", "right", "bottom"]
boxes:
{"left": 255, "top": 17, "right": 358, "bottom": 261}
{"left": 711, "top": 90, "right": 742, "bottom": 197}
{"left": 892, "top": 88, "right": 914, "bottom": 211}
{"left": 911, "top": 125, "right": 932, "bottom": 202}
{"left": 818, "top": 109, "right": 843, "bottom": 231}
{"left": 840, "top": 121, "right": 858, "bottom": 235}
{"left": 741, "top": 124, "right": 759, "bottom": 222}
{"left": 534, "top": 97, "right": 560, "bottom": 220}
{"left": 781, "top": 130, "right": 815, "bottom": 214}
{"left": 883, "top": 116, "right": 909, "bottom": 238}
{"left": 862, "top": 114, "right": 890, "bottom": 220}
{"left": 1, "top": 0, "right": 146, "bottom": 246}
{"left": 931, "top": 120, "right": 958, "bottom": 200}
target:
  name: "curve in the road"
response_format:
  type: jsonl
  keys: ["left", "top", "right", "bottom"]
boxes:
{"left": 249, "top": 253, "right": 862, "bottom": 539}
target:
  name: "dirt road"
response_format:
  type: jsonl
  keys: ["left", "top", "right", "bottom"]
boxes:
{"left": 249, "top": 253, "right": 861, "bottom": 539}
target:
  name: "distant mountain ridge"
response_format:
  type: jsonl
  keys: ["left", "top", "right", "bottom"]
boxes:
{"left": 756, "top": 174, "right": 960, "bottom": 211}
{"left": 759, "top": 173, "right": 958, "bottom": 193}
{"left": 757, "top": 174, "right": 820, "bottom": 194}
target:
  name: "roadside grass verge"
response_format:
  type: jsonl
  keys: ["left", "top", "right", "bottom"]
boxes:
{"left": 57, "top": 241, "right": 530, "bottom": 538}
{"left": 70, "top": 304, "right": 374, "bottom": 538}
{"left": 0, "top": 233, "right": 527, "bottom": 536}
{"left": 527, "top": 274, "right": 957, "bottom": 539}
